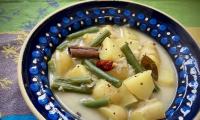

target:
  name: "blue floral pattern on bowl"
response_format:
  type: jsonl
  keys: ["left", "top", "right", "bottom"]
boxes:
{"left": 20, "top": 1, "right": 200, "bottom": 120}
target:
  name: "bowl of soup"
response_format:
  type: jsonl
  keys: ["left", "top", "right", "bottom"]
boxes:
{"left": 18, "top": 1, "right": 200, "bottom": 120}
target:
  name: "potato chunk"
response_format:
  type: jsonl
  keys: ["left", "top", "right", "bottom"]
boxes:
{"left": 130, "top": 99, "right": 165, "bottom": 120}
{"left": 99, "top": 105, "right": 127, "bottom": 120}
{"left": 119, "top": 84, "right": 138, "bottom": 107}
{"left": 130, "top": 110, "right": 147, "bottom": 120}
{"left": 65, "top": 64, "right": 90, "bottom": 78}
{"left": 55, "top": 50, "right": 73, "bottom": 75}
{"left": 99, "top": 38, "right": 123, "bottom": 61}
{"left": 92, "top": 80, "right": 121, "bottom": 104}
{"left": 123, "top": 70, "right": 155, "bottom": 100}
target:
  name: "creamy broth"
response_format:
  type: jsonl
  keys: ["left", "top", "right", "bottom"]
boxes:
{"left": 49, "top": 26, "right": 177, "bottom": 120}
{"left": 139, "top": 32, "right": 177, "bottom": 109}
{"left": 152, "top": 46, "right": 177, "bottom": 109}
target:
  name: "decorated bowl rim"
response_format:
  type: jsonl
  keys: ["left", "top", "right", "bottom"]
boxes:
{"left": 17, "top": 0, "right": 199, "bottom": 120}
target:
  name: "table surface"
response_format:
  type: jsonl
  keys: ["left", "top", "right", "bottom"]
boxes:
{"left": 0, "top": 0, "right": 199, "bottom": 120}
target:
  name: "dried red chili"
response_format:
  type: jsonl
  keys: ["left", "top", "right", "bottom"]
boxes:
{"left": 96, "top": 60, "right": 113, "bottom": 71}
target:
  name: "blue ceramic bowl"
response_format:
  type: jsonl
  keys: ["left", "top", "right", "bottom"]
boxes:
{"left": 18, "top": 1, "right": 200, "bottom": 120}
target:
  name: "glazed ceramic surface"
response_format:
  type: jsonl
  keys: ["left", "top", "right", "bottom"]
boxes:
{"left": 18, "top": 1, "right": 200, "bottom": 120}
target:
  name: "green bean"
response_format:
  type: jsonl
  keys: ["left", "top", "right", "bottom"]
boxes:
{"left": 90, "top": 29, "right": 111, "bottom": 47}
{"left": 83, "top": 59, "right": 122, "bottom": 88}
{"left": 54, "top": 76, "right": 92, "bottom": 85}
{"left": 121, "top": 43, "right": 144, "bottom": 74}
{"left": 51, "top": 82, "right": 93, "bottom": 94}
{"left": 56, "top": 40, "right": 69, "bottom": 51}
{"left": 67, "top": 27, "right": 99, "bottom": 40}
{"left": 81, "top": 98, "right": 109, "bottom": 108}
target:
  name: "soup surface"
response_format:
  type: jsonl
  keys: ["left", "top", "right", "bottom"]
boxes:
{"left": 49, "top": 25, "right": 177, "bottom": 120}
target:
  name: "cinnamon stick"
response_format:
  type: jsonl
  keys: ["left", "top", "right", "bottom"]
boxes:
{"left": 68, "top": 46, "right": 99, "bottom": 58}
{"left": 69, "top": 46, "right": 99, "bottom": 51}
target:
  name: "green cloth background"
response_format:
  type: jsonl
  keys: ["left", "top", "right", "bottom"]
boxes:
{"left": 0, "top": 0, "right": 200, "bottom": 32}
